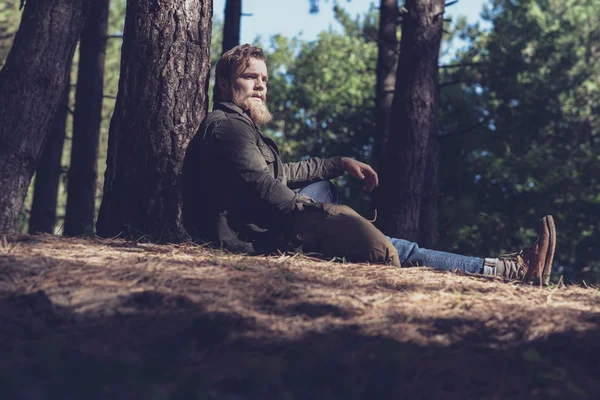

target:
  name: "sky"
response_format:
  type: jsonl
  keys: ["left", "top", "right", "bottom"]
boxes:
{"left": 212, "top": 0, "right": 490, "bottom": 45}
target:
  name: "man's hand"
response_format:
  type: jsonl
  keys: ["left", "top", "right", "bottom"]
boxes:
{"left": 341, "top": 157, "right": 379, "bottom": 192}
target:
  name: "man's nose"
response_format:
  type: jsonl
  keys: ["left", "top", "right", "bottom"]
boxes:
{"left": 254, "top": 79, "right": 265, "bottom": 90}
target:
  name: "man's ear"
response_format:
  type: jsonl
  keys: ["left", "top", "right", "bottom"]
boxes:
{"left": 217, "top": 79, "right": 230, "bottom": 99}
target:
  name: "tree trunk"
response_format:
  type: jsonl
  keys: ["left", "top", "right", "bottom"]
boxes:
{"left": 28, "top": 80, "right": 70, "bottom": 234}
{"left": 0, "top": 0, "right": 90, "bottom": 233}
{"left": 418, "top": 130, "right": 440, "bottom": 248}
{"left": 222, "top": 0, "right": 241, "bottom": 54}
{"left": 96, "top": 0, "right": 213, "bottom": 242}
{"left": 372, "top": 0, "right": 398, "bottom": 170}
{"left": 375, "top": 0, "right": 445, "bottom": 241}
{"left": 64, "top": 0, "right": 109, "bottom": 237}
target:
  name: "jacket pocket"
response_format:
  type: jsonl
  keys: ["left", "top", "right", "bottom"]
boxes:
{"left": 259, "top": 144, "right": 276, "bottom": 163}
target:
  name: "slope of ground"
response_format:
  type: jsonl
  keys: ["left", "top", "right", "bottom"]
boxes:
{"left": 1, "top": 234, "right": 599, "bottom": 399}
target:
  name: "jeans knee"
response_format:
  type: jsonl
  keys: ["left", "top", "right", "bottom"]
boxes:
{"left": 299, "top": 180, "right": 341, "bottom": 204}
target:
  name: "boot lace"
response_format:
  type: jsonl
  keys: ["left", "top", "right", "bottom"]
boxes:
{"left": 498, "top": 250, "right": 528, "bottom": 280}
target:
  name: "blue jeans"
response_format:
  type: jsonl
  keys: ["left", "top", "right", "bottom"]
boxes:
{"left": 298, "top": 181, "right": 485, "bottom": 274}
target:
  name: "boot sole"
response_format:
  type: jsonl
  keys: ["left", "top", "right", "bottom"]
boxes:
{"left": 542, "top": 215, "right": 556, "bottom": 286}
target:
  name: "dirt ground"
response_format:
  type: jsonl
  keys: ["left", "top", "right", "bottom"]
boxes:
{"left": 1, "top": 234, "right": 599, "bottom": 399}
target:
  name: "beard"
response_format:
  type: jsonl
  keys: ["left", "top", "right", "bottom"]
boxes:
{"left": 232, "top": 91, "right": 273, "bottom": 125}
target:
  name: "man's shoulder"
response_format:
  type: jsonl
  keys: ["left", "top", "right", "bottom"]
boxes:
{"left": 204, "top": 103, "right": 254, "bottom": 130}
{"left": 197, "top": 108, "right": 256, "bottom": 145}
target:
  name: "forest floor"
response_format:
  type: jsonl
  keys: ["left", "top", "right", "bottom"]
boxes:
{"left": 1, "top": 234, "right": 599, "bottom": 400}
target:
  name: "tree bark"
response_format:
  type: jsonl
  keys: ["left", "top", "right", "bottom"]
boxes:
{"left": 28, "top": 80, "right": 70, "bottom": 234}
{"left": 64, "top": 0, "right": 109, "bottom": 237}
{"left": 372, "top": 0, "right": 398, "bottom": 170}
{"left": 96, "top": 0, "right": 213, "bottom": 242}
{"left": 0, "top": 0, "right": 90, "bottom": 233}
{"left": 418, "top": 130, "right": 440, "bottom": 248}
{"left": 222, "top": 0, "right": 241, "bottom": 54}
{"left": 375, "top": 0, "right": 445, "bottom": 241}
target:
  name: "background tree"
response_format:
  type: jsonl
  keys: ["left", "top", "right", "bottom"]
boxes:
{"left": 376, "top": 0, "right": 445, "bottom": 241}
{"left": 28, "top": 79, "right": 71, "bottom": 234}
{"left": 96, "top": 0, "right": 213, "bottom": 242}
{"left": 222, "top": 0, "right": 241, "bottom": 53}
{"left": 64, "top": 0, "right": 110, "bottom": 236}
{"left": 372, "top": 0, "right": 398, "bottom": 169}
{"left": 0, "top": 0, "right": 90, "bottom": 233}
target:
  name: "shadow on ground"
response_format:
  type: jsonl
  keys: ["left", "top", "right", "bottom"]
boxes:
{"left": 1, "top": 287, "right": 599, "bottom": 400}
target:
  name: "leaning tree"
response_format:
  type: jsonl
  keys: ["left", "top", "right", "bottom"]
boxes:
{"left": 96, "top": 0, "right": 213, "bottom": 242}
{"left": 0, "top": 0, "right": 91, "bottom": 233}
{"left": 375, "top": 0, "right": 445, "bottom": 241}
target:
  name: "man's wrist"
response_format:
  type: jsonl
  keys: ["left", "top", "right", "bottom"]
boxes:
{"left": 341, "top": 157, "right": 350, "bottom": 169}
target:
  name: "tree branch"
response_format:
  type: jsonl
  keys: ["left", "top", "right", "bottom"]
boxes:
{"left": 439, "top": 79, "right": 463, "bottom": 88}
{"left": 440, "top": 114, "right": 494, "bottom": 139}
{"left": 439, "top": 62, "right": 483, "bottom": 69}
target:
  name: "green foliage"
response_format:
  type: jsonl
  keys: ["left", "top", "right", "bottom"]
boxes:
{"left": 439, "top": 0, "right": 600, "bottom": 281}
{"left": 0, "top": 0, "right": 20, "bottom": 68}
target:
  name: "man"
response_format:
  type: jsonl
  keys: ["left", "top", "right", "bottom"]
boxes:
{"left": 182, "top": 44, "right": 556, "bottom": 285}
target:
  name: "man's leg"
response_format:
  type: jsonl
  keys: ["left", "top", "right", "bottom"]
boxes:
{"left": 388, "top": 215, "right": 556, "bottom": 284}
{"left": 298, "top": 181, "right": 341, "bottom": 204}
{"left": 297, "top": 181, "right": 556, "bottom": 283}
{"left": 386, "top": 237, "right": 489, "bottom": 274}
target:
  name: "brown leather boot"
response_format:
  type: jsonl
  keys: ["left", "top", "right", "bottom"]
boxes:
{"left": 495, "top": 215, "right": 556, "bottom": 285}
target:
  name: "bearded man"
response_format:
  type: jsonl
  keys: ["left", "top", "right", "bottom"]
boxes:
{"left": 182, "top": 44, "right": 556, "bottom": 285}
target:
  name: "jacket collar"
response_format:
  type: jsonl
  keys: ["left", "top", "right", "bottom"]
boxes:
{"left": 216, "top": 102, "right": 256, "bottom": 125}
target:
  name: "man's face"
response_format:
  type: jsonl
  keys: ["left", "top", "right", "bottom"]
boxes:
{"left": 230, "top": 58, "right": 273, "bottom": 124}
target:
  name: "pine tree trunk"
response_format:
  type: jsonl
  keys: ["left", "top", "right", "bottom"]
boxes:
{"left": 64, "top": 0, "right": 109, "bottom": 237}
{"left": 222, "top": 0, "right": 241, "bottom": 54}
{"left": 0, "top": 0, "right": 90, "bottom": 233}
{"left": 372, "top": 0, "right": 398, "bottom": 170}
{"left": 418, "top": 131, "right": 440, "bottom": 248}
{"left": 96, "top": 0, "right": 213, "bottom": 243}
{"left": 28, "top": 80, "right": 70, "bottom": 234}
{"left": 375, "top": 0, "right": 445, "bottom": 241}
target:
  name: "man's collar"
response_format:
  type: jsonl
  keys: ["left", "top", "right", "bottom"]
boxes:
{"left": 217, "top": 101, "right": 244, "bottom": 115}
{"left": 216, "top": 101, "right": 257, "bottom": 127}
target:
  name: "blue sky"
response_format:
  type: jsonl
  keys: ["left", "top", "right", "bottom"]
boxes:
{"left": 213, "top": 0, "right": 489, "bottom": 44}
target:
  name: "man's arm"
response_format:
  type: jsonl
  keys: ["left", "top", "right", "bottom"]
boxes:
{"left": 284, "top": 156, "right": 379, "bottom": 192}
{"left": 282, "top": 157, "right": 345, "bottom": 188}
{"left": 213, "top": 117, "right": 300, "bottom": 213}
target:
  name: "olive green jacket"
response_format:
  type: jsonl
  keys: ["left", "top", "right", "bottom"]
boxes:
{"left": 182, "top": 102, "right": 345, "bottom": 253}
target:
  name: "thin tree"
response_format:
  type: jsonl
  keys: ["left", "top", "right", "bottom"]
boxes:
{"left": 376, "top": 0, "right": 445, "bottom": 240}
{"left": 222, "top": 0, "right": 241, "bottom": 54}
{"left": 64, "top": 0, "right": 109, "bottom": 236}
{"left": 28, "top": 80, "right": 70, "bottom": 234}
{"left": 0, "top": 0, "right": 90, "bottom": 233}
{"left": 96, "top": 0, "right": 213, "bottom": 242}
{"left": 372, "top": 0, "right": 398, "bottom": 170}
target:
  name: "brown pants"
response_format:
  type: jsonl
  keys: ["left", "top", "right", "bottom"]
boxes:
{"left": 290, "top": 203, "right": 400, "bottom": 266}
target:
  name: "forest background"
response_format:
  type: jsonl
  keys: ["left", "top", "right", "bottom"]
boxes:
{"left": 1, "top": 0, "right": 598, "bottom": 282}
